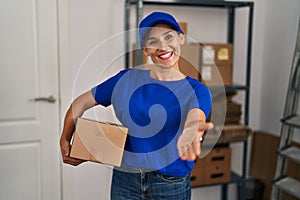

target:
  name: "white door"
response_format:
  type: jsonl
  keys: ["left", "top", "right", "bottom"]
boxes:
{"left": 0, "top": 0, "right": 61, "bottom": 200}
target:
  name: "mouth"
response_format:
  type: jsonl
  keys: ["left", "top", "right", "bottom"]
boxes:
{"left": 158, "top": 52, "right": 173, "bottom": 60}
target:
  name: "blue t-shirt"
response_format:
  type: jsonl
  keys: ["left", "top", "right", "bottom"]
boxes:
{"left": 91, "top": 68, "right": 212, "bottom": 176}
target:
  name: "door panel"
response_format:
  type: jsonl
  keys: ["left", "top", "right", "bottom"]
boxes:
{"left": 0, "top": 0, "right": 61, "bottom": 199}
{"left": 0, "top": 0, "right": 37, "bottom": 121}
{"left": 0, "top": 143, "right": 41, "bottom": 200}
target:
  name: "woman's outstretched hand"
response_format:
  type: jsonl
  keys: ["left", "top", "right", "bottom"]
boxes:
{"left": 177, "top": 121, "right": 213, "bottom": 161}
{"left": 177, "top": 109, "right": 213, "bottom": 161}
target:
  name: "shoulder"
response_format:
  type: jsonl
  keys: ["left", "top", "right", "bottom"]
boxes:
{"left": 185, "top": 76, "right": 208, "bottom": 91}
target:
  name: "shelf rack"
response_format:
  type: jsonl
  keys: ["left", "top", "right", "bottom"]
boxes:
{"left": 124, "top": 1, "right": 254, "bottom": 199}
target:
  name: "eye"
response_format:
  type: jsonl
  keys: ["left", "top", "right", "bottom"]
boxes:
{"left": 147, "top": 39, "right": 158, "bottom": 47}
{"left": 165, "top": 33, "right": 173, "bottom": 41}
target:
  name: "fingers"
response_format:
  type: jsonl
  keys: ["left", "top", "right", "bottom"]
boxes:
{"left": 179, "top": 137, "right": 201, "bottom": 161}
{"left": 60, "top": 139, "right": 86, "bottom": 166}
{"left": 198, "top": 121, "right": 214, "bottom": 132}
{"left": 62, "top": 154, "right": 86, "bottom": 166}
{"left": 178, "top": 121, "right": 214, "bottom": 161}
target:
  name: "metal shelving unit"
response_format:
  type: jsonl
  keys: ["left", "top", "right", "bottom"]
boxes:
{"left": 124, "top": 1, "right": 254, "bottom": 199}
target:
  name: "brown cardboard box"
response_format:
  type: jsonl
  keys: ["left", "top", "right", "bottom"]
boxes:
{"left": 179, "top": 44, "right": 201, "bottom": 81}
{"left": 199, "top": 43, "right": 233, "bottom": 86}
{"left": 70, "top": 118, "right": 128, "bottom": 167}
{"left": 179, "top": 22, "right": 187, "bottom": 34}
{"left": 200, "top": 43, "right": 233, "bottom": 64}
{"left": 130, "top": 45, "right": 148, "bottom": 67}
{"left": 191, "top": 147, "right": 231, "bottom": 186}
{"left": 201, "top": 63, "right": 232, "bottom": 86}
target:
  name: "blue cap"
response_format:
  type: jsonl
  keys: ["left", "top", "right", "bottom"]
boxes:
{"left": 138, "top": 12, "right": 184, "bottom": 48}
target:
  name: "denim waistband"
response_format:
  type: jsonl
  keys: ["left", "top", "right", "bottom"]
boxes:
{"left": 114, "top": 166, "right": 154, "bottom": 174}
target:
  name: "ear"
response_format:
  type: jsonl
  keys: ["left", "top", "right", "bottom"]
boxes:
{"left": 179, "top": 34, "right": 185, "bottom": 45}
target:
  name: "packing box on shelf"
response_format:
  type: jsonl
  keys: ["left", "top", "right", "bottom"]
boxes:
{"left": 190, "top": 146, "right": 231, "bottom": 187}
{"left": 200, "top": 43, "right": 233, "bottom": 64}
{"left": 201, "top": 62, "right": 232, "bottom": 86}
{"left": 199, "top": 43, "right": 233, "bottom": 86}
{"left": 179, "top": 22, "right": 187, "bottom": 34}
{"left": 179, "top": 44, "right": 202, "bottom": 81}
{"left": 70, "top": 118, "right": 128, "bottom": 167}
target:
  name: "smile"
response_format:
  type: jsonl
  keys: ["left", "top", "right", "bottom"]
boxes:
{"left": 158, "top": 52, "right": 173, "bottom": 60}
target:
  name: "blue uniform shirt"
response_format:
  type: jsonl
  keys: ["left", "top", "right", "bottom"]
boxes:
{"left": 91, "top": 68, "right": 212, "bottom": 176}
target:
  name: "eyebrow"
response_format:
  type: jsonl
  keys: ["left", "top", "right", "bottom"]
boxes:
{"left": 146, "top": 30, "right": 173, "bottom": 41}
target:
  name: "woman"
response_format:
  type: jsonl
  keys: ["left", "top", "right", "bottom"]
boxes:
{"left": 60, "top": 11, "right": 213, "bottom": 200}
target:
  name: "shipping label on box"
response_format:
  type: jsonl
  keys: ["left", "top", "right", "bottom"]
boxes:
{"left": 70, "top": 118, "right": 128, "bottom": 167}
{"left": 202, "top": 45, "right": 215, "bottom": 65}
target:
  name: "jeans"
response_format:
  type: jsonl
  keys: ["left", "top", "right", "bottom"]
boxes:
{"left": 111, "top": 169, "right": 191, "bottom": 200}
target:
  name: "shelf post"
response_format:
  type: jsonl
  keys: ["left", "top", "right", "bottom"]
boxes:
{"left": 245, "top": 3, "right": 254, "bottom": 126}
{"left": 135, "top": 0, "right": 144, "bottom": 67}
{"left": 125, "top": 0, "right": 130, "bottom": 68}
{"left": 227, "top": 7, "right": 235, "bottom": 43}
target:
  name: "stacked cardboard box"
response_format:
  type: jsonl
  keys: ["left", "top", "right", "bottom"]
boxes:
{"left": 190, "top": 146, "right": 231, "bottom": 187}
{"left": 212, "top": 91, "right": 252, "bottom": 143}
{"left": 179, "top": 44, "right": 202, "bottom": 80}
{"left": 225, "top": 100, "right": 242, "bottom": 124}
{"left": 212, "top": 91, "right": 242, "bottom": 124}
{"left": 224, "top": 91, "right": 242, "bottom": 125}
{"left": 200, "top": 43, "right": 233, "bottom": 86}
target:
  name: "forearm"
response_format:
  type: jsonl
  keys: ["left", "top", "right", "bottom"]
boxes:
{"left": 178, "top": 108, "right": 213, "bottom": 160}
{"left": 60, "top": 91, "right": 97, "bottom": 142}
{"left": 184, "top": 108, "right": 207, "bottom": 134}
{"left": 60, "top": 106, "right": 77, "bottom": 142}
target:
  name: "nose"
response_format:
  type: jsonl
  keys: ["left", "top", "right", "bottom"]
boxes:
{"left": 158, "top": 40, "right": 168, "bottom": 51}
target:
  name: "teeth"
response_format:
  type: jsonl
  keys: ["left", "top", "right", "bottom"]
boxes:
{"left": 159, "top": 52, "right": 172, "bottom": 59}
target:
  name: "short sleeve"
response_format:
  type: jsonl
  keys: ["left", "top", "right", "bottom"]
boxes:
{"left": 186, "top": 78, "right": 212, "bottom": 118}
{"left": 91, "top": 69, "right": 130, "bottom": 107}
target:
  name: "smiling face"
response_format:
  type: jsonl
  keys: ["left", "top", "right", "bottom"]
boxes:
{"left": 143, "top": 24, "right": 185, "bottom": 69}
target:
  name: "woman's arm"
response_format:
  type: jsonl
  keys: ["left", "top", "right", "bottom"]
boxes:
{"left": 177, "top": 108, "right": 213, "bottom": 161}
{"left": 60, "top": 90, "right": 97, "bottom": 166}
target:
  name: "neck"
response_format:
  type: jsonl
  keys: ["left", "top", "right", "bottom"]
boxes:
{"left": 150, "top": 64, "right": 185, "bottom": 81}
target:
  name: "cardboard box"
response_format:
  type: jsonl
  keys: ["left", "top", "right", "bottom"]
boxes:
{"left": 179, "top": 44, "right": 201, "bottom": 81}
{"left": 201, "top": 63, "right": 232, "bottom": 86}
{"left": 191, "top": 147, "right": 231, "bottom": 186}
{"left": 70, "top": 118, "right": 128, "bottom": 167}
{"left": 130, "top": 45, "right": 149, "bottom": 67}
{"left": 199, "top": 43, "right": 233, "bottom": 86}
{"left": 179, "top": 22, "right": 187, "bottom": 34}
{"left": 200, "top": 43, "right": 233, "bottom": 64}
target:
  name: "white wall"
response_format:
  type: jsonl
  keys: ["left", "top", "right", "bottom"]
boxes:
{"left": 259, "top": 0, "right": 300, "bottom": 137}
{"left": 58, "top": 0, "right": 300, "bottom": 200}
